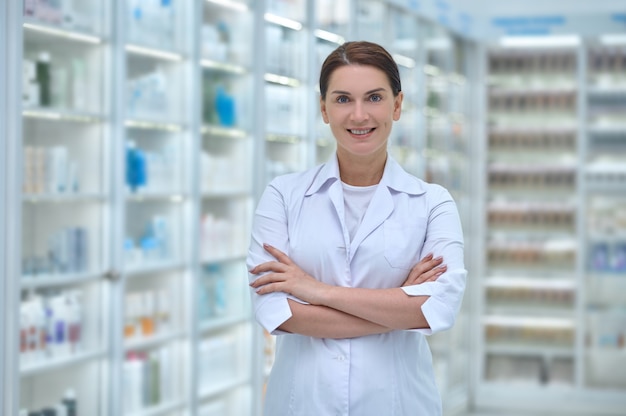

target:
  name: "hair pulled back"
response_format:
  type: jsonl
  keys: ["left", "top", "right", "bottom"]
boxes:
{"left": 319, "top": 41, "right": 402, "bottom": 100}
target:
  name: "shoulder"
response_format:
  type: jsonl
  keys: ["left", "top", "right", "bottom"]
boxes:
{"left": 420, "top": 180, "right": 453, "bottom": 201}
{"left": 267, "top": 164, "right": 325, "bottom": 197}
{"left": 392, "top": 165, "right": 453, "bottom": 202}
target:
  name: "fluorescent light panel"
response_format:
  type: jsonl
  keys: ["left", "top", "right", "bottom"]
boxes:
{"left": 600, "top": 34, "right": 626, "bottom": 45}
{"left": 200, "top": 59, "right": 246, "bottom": 74}
{"left": 393, "top": 54, "right": 416, "bottom": 69}
{"left": 264, "top": 73, "right": 300, "bottom": 87}
{"left": 499, "top": 35, "right": 581, "bottom": 48}
{"left": 264, "top": 13, "right": 303, "bottom": 31}
{"left": 205, "top": 0, "right": 248, "bottom": 12}
{"left": 125, "top": 44, "right": 183, "bottom": 61}
{"left": 315, "top": 29, "right": 345, "bottom": 45}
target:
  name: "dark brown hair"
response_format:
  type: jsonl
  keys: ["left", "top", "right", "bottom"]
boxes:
{"left": 319, "top": 41, "right": 402, "bottom": 100}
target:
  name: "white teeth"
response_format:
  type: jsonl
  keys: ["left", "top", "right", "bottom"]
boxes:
{"left": 350, "top": 129, "right": 372, "bottom": 135}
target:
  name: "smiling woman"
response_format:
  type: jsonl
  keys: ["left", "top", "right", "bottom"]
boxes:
{"left": 247, "top": 41, "right": 467, "bottom": 416}
{"left": 321, "top": 64, "right": 402, "bottom": 184}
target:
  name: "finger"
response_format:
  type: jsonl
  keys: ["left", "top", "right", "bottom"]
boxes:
{"left": 407, "top": 256, "right": 439, "bottom": 281}
{"left": 404, "top": 262, "right": 446, "bottom": 286}
{"left": 250, "top": 272, "right": 284, "bottom": 288}
{"left": 249, "top": 261, "right": 287, "bottom": 275}
{"left": 410, "top": 254, "right": 441, "bottom": 275}
{"left": 254, "top": 282, "right": 284, "bottom": 295}
{"left": 263, "top": 243, "right": 294, "bottom": 265}
{"left": 416, "top": 265, "right": 447, "bottom": 284}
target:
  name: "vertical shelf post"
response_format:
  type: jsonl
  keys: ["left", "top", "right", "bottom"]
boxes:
{"left": 0, "top": 2, "right": 23, "bottom": 415}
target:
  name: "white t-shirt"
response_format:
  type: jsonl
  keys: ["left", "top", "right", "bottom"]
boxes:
{"left": 341, "top": 181, "right": 378, "bottom": 242}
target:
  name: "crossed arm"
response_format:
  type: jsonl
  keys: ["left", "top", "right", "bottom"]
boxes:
{"left": 249, "top": 244, "right": 446, "bottom": 339}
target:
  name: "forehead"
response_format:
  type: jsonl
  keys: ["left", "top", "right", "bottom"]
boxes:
{"left": 327, "top": 65, "right": 390, "bottom": 93}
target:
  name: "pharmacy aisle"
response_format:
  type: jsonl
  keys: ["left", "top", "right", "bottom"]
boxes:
{"left": 3, "top": 1, "right": 626, "bottom": 416}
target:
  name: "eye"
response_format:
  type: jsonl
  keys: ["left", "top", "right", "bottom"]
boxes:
{"left": 336, "top": 95, "right": 350, "bottom": 104}
{"left": 369, "top": 94, "right": 383, "bottom": 102}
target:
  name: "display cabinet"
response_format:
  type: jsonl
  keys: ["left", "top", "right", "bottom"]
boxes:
{"left": 583, "top": 41, "right": 626, "bottom": 396}
{"left": 476, "top": 40, "right": 626, "bottom": 415}
{"left": 387, "top": 6, "right": 421, "bottom": 177}
{"left": 118, "top": 1, "right": 193, "bottom": 414}
{"left": 482, "top": 46, "right": 579, "bottom": 400}
{"left": 197, "top": 1, "right": 255, "bottom": 414}
{"left": 420, "top": 23, "right": 474, "bottom": 415}
{"left": 19, "top": 1, "right": 111, "bottom": 414}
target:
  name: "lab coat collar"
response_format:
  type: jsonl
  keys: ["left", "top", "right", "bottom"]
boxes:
{"left": 305, "top": 153, "right": 426, "bottom": 197}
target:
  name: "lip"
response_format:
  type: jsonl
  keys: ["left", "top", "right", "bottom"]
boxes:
{"left": 347, "top": 127, "right": 376, "bottom": 138}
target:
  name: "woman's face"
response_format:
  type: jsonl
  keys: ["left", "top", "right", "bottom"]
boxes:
{"left": 320, "top": 64, "right": 403, "bottom": 160}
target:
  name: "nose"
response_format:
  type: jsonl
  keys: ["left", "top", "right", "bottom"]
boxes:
{"left": 350, "top": 101, "right": 369, "bottom": 122}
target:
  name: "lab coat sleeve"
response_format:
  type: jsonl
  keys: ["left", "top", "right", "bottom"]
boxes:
{"left": 246, "top": 178, "right": 306, "bottom": 335}
{"left": 400, "top": 187, "right": 467, "bottom": 335}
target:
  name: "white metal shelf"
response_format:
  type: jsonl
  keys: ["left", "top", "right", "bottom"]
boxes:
{"left": 23, "top": 21, "right": 104, "bottom": 44}
{"left": 126, "top": 399, "right": 187, "bottom": 416}
{"left": 123, "top": 330, "right": 186, "bottom": 352}
{"left": 21, "top": 271, "right": 107, "bottom": 289}
{"left": 485, "top": 344, "right": 576, "bottom": 358}
{"left": 201, "top": 190, "right": 251, "bottom": 199}
{"left": 125, "top": 261, "right": 187, "bottom": 278}
{"left": 201, "top": 124, "right": 248, "bottom": 138}
{"left": 200, "top": 253, "right": 247, "bottom": 265}
{"left": 22, "top": 193, "right": 107, "bottom": 203}
{"left": 22, "top": 108, "right": 105, "bottom": 123}
{"left": 199, "top": 375, "right": 251, "bottom": 401}
{"left": 124, "top": 119, "right": 185, "bottom": 132}
{"left": 125, "top": 192, "right": 188, "bottom": 202}
{"left": 200, "top": 314, "right": 251, "bottom": 335}
{"left": 20, "top": 349, "right": 107, "bottom": 377}
{"left": 125, "top": 44, "right": 185, "bottom": 62}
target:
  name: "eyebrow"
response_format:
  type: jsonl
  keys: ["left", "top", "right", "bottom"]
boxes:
{"left": 330, "top": 87, "right": 387, "bottom": 96}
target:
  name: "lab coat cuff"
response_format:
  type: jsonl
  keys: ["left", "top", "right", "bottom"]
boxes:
{"left": 400, "top": 281, "right": 436, "bottom": 297}
{"left": 254, "top": 293, "right": 308, "bottom": 335}
{"left": 415, "top": 295, "right": 455, "bottom": 335}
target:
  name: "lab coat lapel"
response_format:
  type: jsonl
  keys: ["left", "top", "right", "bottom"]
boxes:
{"left": 328, "top": 180, "right": 351, "bottom": 249}
{"left": 349, "top": 184, "right": 393, "bottom": 263}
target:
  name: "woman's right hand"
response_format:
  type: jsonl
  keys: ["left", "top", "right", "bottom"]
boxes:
{"left": 401, "top": 253, "right": 446, "bottom": 287}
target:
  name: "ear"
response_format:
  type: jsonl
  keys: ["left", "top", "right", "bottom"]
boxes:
{"left": 393, "top": 91, "right": 404, "bottom": 121}
{"left": 320, "top": 96, "right": 330, "bottom": 124}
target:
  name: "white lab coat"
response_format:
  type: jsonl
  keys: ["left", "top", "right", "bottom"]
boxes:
{"left": 247, "top": 154, "right": 467, "bottom": 416}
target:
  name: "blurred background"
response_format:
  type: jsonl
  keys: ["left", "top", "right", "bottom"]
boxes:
{"left": 1, "top": 0, "right": 625, "bottom": 415}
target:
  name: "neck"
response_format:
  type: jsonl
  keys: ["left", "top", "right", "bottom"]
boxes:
{"left": 337, "top": 152, "right": 387, "bottom": 186}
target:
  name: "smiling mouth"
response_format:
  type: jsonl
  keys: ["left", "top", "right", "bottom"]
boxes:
{"left": 348, "top": 128, "right": 374, "bottom": 135}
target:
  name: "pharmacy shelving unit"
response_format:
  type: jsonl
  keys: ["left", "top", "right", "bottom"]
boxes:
{"left": 420, "top": 25, "right": 475, "bottom": 415}
{"left": 20, "top": 2, "right": 112, "bottom": 415}
{"left": 2, "top": 2, "right": 24, "bottom": 416}
{"left": 263, "top": 0, "right": 312, "bottom": 179}
{"left": 116, "top": 0, "right": 195, "bottom": 415}
{"left": 476, "top": 40, "right": 626, "bottom": 415}
{"left": 387, "top": 5, "right": 422, "bottom": 178}
{"left": 581, "top": 40, "right": 626, "bottom": 406}
{"left": 196, "top": 1, "right": 255, "bottom": 415}
{"left": 13, "top": 0, "right": 259, "bottom": 415}
{"left": 478, "top": 44, "right": 581, "bottom": 413}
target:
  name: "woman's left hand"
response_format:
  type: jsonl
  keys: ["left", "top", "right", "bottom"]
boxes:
{"left": 249, "top": 243, "right": 328, "bottom": 305}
